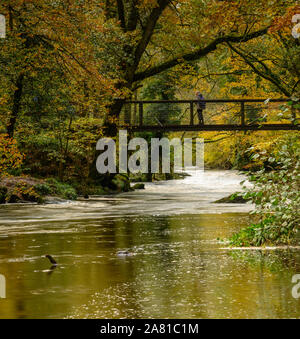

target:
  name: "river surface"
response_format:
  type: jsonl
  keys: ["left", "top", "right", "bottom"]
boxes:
{"left": 0, "top": 170, "right": 300, "bottom": 319}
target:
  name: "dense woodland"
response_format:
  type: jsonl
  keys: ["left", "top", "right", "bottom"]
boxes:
{"left": 0, "top": 1, "right": 299, "bottom": 245}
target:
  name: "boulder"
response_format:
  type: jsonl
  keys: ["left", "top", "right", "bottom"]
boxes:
{"left": 132, "top": 183, "right": 145, "bottom": 190}
{"left": 214, "top": 194, "right": 251, "bottom": 204}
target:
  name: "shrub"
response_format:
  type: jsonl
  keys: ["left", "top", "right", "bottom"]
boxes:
{"left": 5, "top": 181, "right": 43, "bottom": 203}
{"left": 230, "top": 135, "right": 300, "bottom": 246}
{"left": 62, "top": 188, "right": 77, "bottom": 200}
{"left": 34, "top": 183, "right": 52, "bottom": 196}
{"left": 0, "top": 134, "right": 24, "bottom": 176}
{"left": 46, "top": 178, "right": 77, "bottom": 200}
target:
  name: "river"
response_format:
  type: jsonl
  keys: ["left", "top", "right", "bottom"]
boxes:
{"left": 0, "top": 170, "right": 299, "bottom": 319}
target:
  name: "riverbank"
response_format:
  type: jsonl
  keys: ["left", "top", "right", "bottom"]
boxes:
{"left": 0, "top": 172, "right": 189, "bottom": 204}
{"left": 0, "top": 176, "right": 77, "bottom": 204}
{"left": 0, "top": 175, "right": 134, "bottom": 204}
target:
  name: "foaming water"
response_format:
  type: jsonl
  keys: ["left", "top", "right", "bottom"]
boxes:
{"left": 0, "top": 170, "right": 252, "bottom": 228}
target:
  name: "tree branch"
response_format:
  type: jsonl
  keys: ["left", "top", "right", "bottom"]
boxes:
{"left": 134, "top": 27, "right": 269, "bottom": 82}
{"left": 127, "top": 0, "right": 139, "bottom": 31}
{"left": 227, "top": 42, "right": 291, "bottom": 97}
{"left": 133, "top": 0, "right": 172, "bottom": 70}
{"left": 116, "top": 0, "right": 126, "bottom": 30}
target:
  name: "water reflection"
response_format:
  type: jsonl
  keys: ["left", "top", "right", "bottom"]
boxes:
{"left": 0, "top": 213, "right": 299, "bottom": 319}
{"left": 0, "top": 171, "right": 299, "bottom": 319}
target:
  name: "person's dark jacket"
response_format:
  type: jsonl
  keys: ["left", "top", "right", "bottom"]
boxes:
{"left": 196, "top": 94, "right": 206, "bottom": 110}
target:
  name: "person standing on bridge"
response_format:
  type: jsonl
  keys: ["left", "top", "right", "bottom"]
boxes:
{"left": 196, "top": 92, "right": 206, "bottom": 125}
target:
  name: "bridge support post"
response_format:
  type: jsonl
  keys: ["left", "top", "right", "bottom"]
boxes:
{"left": 139, "top": 102, "right": 143, "bottom": 127}
{"left": 241, "top": 102, "right": 245, "bottom": 126}
{"left": 190, "top": 101, "right": 194, "bottom": 126}
{"left": 291, "top": 102, "right": 298, "bottom": 125}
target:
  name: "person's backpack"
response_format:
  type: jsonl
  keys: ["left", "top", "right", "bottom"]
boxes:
{"left": 197, "top": 95, "right": 206, "bottom": 110}
{"left": 200, "top": 99, "right": 206, "bottom": 110}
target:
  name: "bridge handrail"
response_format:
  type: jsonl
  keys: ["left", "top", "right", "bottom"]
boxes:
{"left": 126, "top": 99, "right": 290, "bottom": 104}
{"left": 123, "top": 98, "right": 295, "bottom": 128}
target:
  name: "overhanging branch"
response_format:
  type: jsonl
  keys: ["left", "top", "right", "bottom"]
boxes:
{"left": 227, "top": 42, "right": 291, "bottom": 97}
{"left": 134, "top": 27, "right": 269, "bottom": 82}
{"left": 133, "top": 0, "right": 172, "bottom": 69}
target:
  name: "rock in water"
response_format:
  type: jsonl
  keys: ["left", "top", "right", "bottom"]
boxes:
{"left": 45, "top": 254, "right": 58, "bottom": 266}
{"left": 214, "top": 194, "right": 250, "bottom": 204}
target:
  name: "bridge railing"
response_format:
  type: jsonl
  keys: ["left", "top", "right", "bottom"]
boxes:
{"left": 119, "top": 99, "right": 299, "bottom": 131}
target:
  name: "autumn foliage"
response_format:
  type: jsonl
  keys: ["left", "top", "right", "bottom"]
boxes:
{"left": 0, "top": 134, "right": 24, "bottom": 175}
{"left": 0, "top": 0, "right": 298, "bottom": 184}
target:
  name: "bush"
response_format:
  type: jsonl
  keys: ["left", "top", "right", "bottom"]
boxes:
{"left": 46, "top": 178, "right": 77, "bottom": 200}
{"left": 62, "top": 188, "right": 77, "bottom": 200}
{"left": 5, "top": 181, "right": 43, "bottom": 203}
{"left": 34, "top": 183, "right": 52, "bottom": 196}
{"left": 230, "top": 135, "right": 300, "bottom": 246}
{"left": 0, "top": 134, "right": 24, "bottom": 175}
{"left": 112, "top": 174, "right": 132, "bottom": 192}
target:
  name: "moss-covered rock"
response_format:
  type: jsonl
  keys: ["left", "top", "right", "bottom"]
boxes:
{"left": 130, "top": 172, "right": 189, "bottom": 183}
{"left": 214, "top": 193, "right": 251, "bottom": 204}
{"left": 112, "top": 174, "right": 132, "bottom": 192}
{"left": 92, "top": 186, "right": 107, "bottom": 195}
{"left": 132, "top": 183, "right": 145, "bottom": 190}
{"left": 75, "top": 182, "right": 108, "bottom": 196}
{"left": 130, "top": 173, "right": 150, "bottom": 182}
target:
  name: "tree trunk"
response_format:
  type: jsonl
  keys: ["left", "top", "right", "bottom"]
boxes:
{"left": 7, "top": 74, "right": 24, "bottom": 138}
{"left": 105, "top": 98, "right": 127, "bottom": 137}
